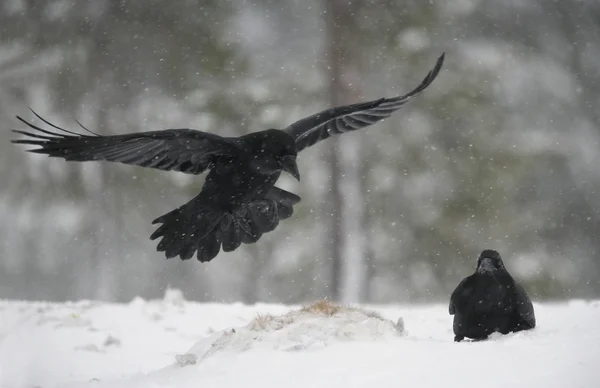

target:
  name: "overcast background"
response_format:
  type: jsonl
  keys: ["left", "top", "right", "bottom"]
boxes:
{"left": 1, "top": 0, "right": 599, "bottom": 304}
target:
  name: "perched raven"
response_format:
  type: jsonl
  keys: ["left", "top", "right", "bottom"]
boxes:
{"left": 449, "top": 249, "right": 536, "bottom": 342}
{"left": 12, "top": 54, "right": 444, "bottom": 263}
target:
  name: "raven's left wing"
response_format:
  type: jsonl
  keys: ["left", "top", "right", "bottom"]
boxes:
{"left": 514, "top": 283, "right": 536, "bottom": 329}
{"left": 284, "top": 53, "right": 445, "bottom": 153}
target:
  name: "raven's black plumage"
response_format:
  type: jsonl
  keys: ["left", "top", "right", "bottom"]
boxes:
{"left": 12, "top": 54, "right": 444, "bottom": 262}
{"left": 449, "top": 249, "right": 536, "bottom": 342}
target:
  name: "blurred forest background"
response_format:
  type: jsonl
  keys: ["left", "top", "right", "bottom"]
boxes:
{"left": 1, "top": 0, "right": 599, "bottom": 304}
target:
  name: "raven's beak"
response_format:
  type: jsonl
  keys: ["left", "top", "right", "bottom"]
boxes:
{"left": 477, "top": 257, "right": 496, "bottom": 274}
{"left": 281, "top": 155, "right": 300, "bottom": 181}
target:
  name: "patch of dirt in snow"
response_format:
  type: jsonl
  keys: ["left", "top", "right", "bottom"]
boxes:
{"left": 177, "top": 299, "right": 405, "bottom": 365}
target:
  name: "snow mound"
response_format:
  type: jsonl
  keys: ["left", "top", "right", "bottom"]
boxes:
{"left": 176, "top": 300, "right": 405, "bottom": 366}
{"left": 177, "top": 300, "right": 404, "bottom": 365}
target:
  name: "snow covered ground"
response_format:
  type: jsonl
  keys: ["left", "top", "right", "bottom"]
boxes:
{"left": 1, "top": 289, "right": 599, "bottom": 388}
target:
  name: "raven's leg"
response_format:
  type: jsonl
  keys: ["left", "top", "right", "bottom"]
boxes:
{"left": 471, "top": 335, "right": 489, "bottom": 342}
{"left": 265, "top": 186, "right": 301, "bottom": 220}
{"left": 150, "top": 195, "right": 226, "bottom": 262}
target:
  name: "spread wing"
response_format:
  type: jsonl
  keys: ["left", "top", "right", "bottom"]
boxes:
{"left": 11, "top": 111, "right": 241, "bottom": 175}
{"left": 284, "top": 53, "right": 445, "bottom": 153}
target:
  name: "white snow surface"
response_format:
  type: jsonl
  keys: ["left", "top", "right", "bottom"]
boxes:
{"left": 1, "top": 290, "right": 599, "bottom": 388}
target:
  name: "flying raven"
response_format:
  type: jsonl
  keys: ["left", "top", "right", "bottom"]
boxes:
{"left": 12, "top": 54, "right": 444, "bottom": 262}
{"left": 449, "top": 249, "right": 536, "bottom": 342}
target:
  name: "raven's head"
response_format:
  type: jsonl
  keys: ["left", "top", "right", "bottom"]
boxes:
{"left": 476, "top": 249, "right": 506, "bottom": 274}
{"left": 249, "top": 129, "right": 299, "bottom": 181}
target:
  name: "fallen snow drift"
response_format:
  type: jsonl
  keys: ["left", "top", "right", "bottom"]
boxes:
{"left": 179, "top": 300, "right": 404, "bottom": 365}
{"left": 1, "top": 292, "right": 599, "bottom": 388}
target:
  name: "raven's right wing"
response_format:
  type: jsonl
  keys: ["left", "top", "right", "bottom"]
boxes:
{"left": 449, "top": 277, "right": 470, "bottom": 315}
{"left": 284, "top": 53, "right": 444, "bottom": 153}
{"left": 12, "top": 111, "right": 241, "bottom": 175}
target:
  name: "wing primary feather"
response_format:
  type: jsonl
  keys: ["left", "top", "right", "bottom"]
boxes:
{"left": 11, "top": 130, "right": 63, "bottom": 141}
{"left": 28, "top": 109, "right": 94, "bottom": 137}
{"left": 75, "top": 119, "right": 101, "bottom": 136}
{"left": 15, "top": 116, "right": 72, "bottom": 139}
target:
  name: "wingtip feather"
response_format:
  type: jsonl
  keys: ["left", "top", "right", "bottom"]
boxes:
{"left": 433, "top": 52, "right": 445, "bottom": 76}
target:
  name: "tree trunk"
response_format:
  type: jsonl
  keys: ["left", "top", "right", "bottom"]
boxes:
{"left": 92, "top": 105, "right": 121, "bottom": 301}
{"left": 324, "top": 0, "right": 367, "bottom": 303}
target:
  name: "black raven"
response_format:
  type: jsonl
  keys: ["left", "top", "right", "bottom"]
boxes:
{"left": 12, "top": 54, "right": 444, "bottom": 263}
{"left": 449, "top": 249, "right": 536, "bottom": 342}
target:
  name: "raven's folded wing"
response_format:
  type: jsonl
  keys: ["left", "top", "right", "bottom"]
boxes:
{"left": 449, "top": 277, "right": 469, "bottom": 315}
{"left": 514, "top": 283, "right": 536, "bottom": 328}
{"left": 284, "top": 53, "right": 444, "bottom": 153}
{"left": 12, "top": 111, "right": 241, "bottom": 175}
{"left": 449, "top": 275, "right": 480, "bottom": 315}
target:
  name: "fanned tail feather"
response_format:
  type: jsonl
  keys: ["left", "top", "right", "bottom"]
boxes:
{"left": 150, "top": 187, "right": 301, "bottom": 262}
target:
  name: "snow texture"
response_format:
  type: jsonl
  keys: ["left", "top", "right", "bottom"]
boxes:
{"left": 0, "top": 290, "right": 599, "bottom": 388}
